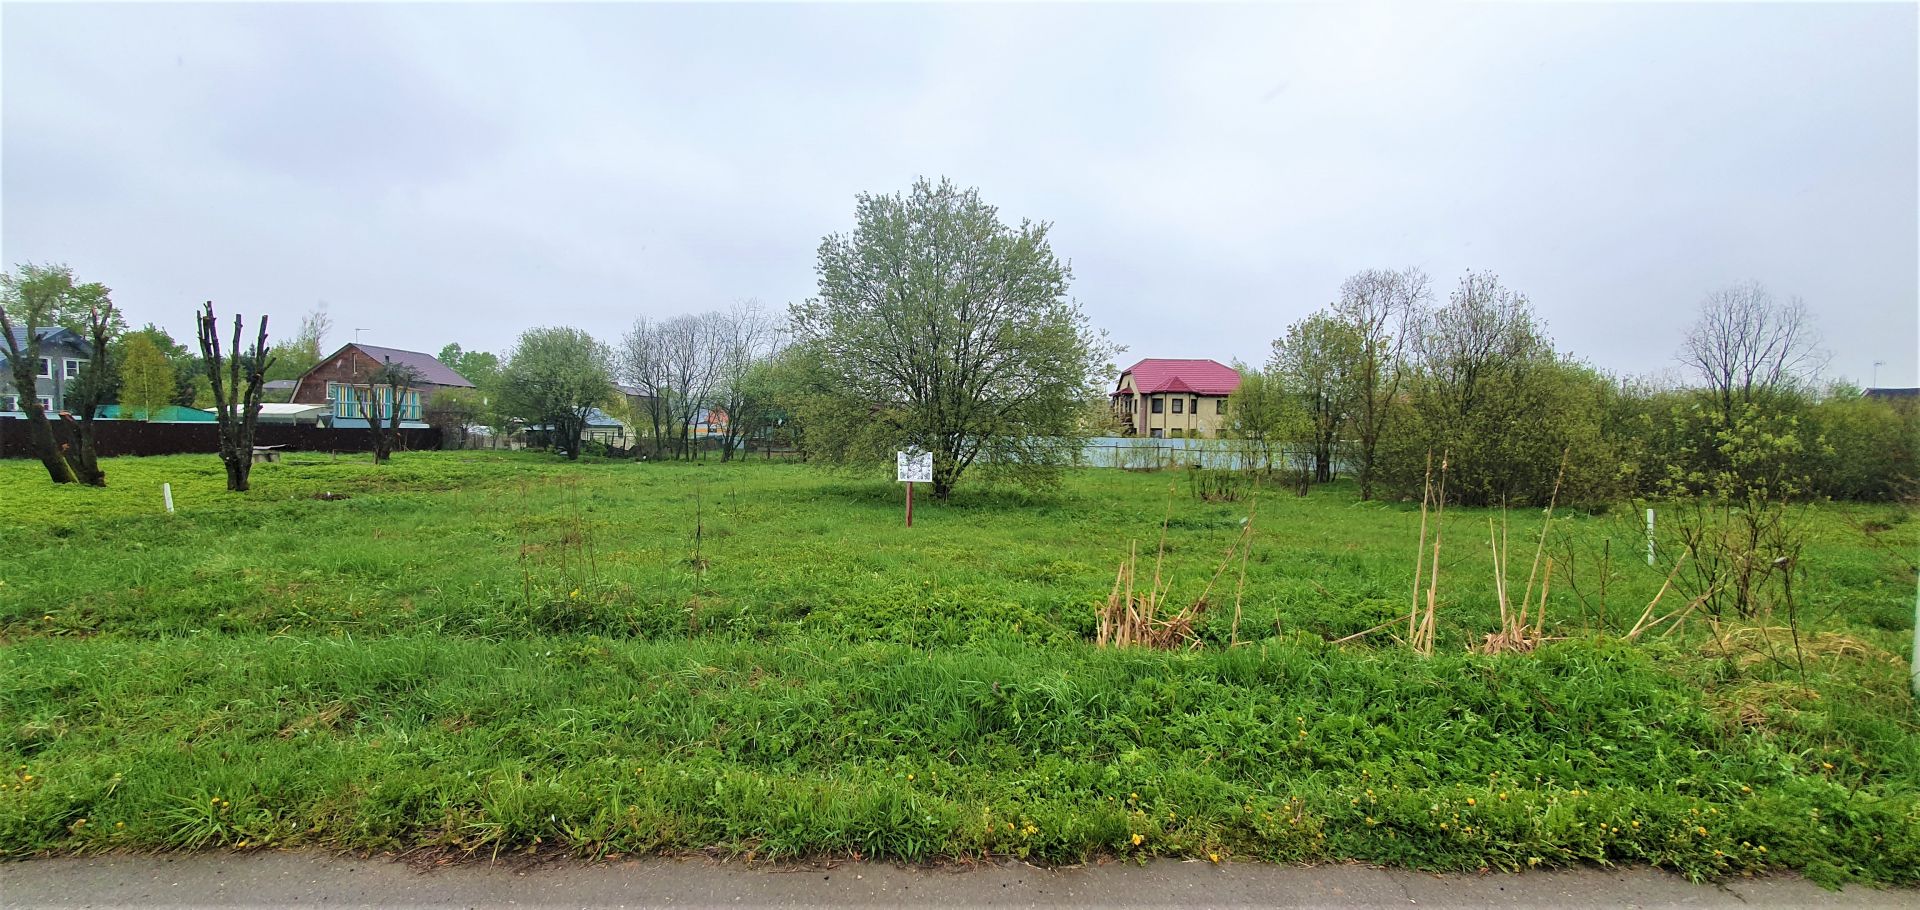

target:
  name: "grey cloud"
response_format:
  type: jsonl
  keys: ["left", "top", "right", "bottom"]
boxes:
{"left": 2, "top": 3, "right": 1912, "bottom": 386}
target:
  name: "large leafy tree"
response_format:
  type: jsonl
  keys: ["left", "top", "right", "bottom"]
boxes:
{"left": 437, "top": 343, "right": 503, "bottom": 389}
{"left": 111, "top": 324, "right": 199, "bottom": 407}
{"left": 1268, "top": 312, "right": 1362, "bottom": 484}
{"left": 497, "top": 326, "right": 613, "bottom": 461}
{"left": 790, "top": 177, "right": 1111, "bottom": 498}
{"left": 1384, "top": 272, "right": 1620, "bottom": 506}
{"left": 1220, "top": 362, "right": 1305, "bottom": 483}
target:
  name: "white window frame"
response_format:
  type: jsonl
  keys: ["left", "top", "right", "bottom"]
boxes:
{"left": 65, "top": 358, "right": 85, "bottom": 378}
{"left": 37, "top": 396, "right": 54, "bottom": 411}
{"left": 1, "top": 395, "right": 16, "bottom": 412}
{"left": 36, "top": 358, "right": 52, "bottom": 379}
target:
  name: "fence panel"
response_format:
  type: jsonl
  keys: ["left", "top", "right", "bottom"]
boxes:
{"left": 0, "top": 417, "right": 442, "bottom": 459}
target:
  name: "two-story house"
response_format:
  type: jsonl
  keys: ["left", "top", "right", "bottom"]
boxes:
{"left": 288, "top": 343, "right": 474, "bottom": 428}
{"left": 1, "top": 327, "right": 93, "bottom": 416}
{"left": 1110, "top": 358, "right": 1242, "bottom": 439}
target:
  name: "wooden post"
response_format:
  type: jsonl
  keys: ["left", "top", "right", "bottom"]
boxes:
{"left": 906, "top": 480, "right": 914, "bottom": 528}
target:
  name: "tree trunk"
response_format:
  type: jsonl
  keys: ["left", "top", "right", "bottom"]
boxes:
{"left": 58, "top": 412, "right": 105, "bottom": 486}
{"left": 225, "top": 455, "right": 250, "bottom": 493}
{"left": 23, "top": 406, "right": 76, "bottom": 484}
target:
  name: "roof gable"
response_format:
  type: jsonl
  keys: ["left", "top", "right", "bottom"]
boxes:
{"left": 308, "top": 343, "right": 475, "bottom": 388}
{"left": 2, "top": 326, "right": 90, "bottom": 369}
{"left": 1118, "top": 358, "right": 1241, "bottom": 396}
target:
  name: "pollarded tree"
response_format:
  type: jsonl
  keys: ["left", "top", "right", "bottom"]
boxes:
{"left": 497, "top": 326, "right": 613, "bottom": 461}
{"left": 195, "top": 301, "right": 272, "bottom": 492}
{"left": 350, "top": 358, "right": 421, "bottom": 464}
{"left": 0, "top": 263, "right": 123, "bottom": 485}
{"left": 790, "top": 177, "right": 1112, "bottom": 498}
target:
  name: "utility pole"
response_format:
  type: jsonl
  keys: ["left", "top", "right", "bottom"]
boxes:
{"left": 355, "top": 328, "right": 369, "bottom": 343}
{"left": 1872, "top": 360, "right": 1885, "bottom": 389}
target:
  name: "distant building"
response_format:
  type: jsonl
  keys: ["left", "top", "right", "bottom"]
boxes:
{"left": 1110, "top": 358, "right": 1242, "bottom": 439}
{"left": 1, "top": 327, "right": 92, "bottom": 415}
{"left": 289, "top": 343, "right": 474, "bottom": 428}
{"left": 1862, "top": 387, "right": 1919, "bottom": 402}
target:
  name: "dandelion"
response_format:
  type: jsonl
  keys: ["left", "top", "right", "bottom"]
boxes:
{"left": 1758, "top": 846, "right": 1767, "bottom": 854}
{"left": 907, "top": 774, "right": 915, "bottom": 781}
{"left": 1695, "top": 826, "right": 1708, "bottom": 836}
{"left": 1131, "top": 833, "right": 1145, "bottom": 846}
{"left": 1820, "top": 762, "right": 1834, "bottom": 771}
{"left": 1740, "top": 786, "right": 1751, "bottom": 793}
{"left": 1499, "top": 793, "right": 1508, "bottom": 801}
{"left": 1466, "top": 798, "right": 1476, "bottom": 806}
{"left": 1209, "top": 852, "right": 1220, "bottom": 863}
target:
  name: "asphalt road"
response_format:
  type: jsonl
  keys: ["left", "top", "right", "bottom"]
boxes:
{"left": 2, "top": 851, "right": 1913, "bottom": 909}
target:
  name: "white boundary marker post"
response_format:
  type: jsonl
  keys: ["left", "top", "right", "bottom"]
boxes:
{"left": 1645, "top": 508, "right": 1655, "bottom": 567}
{"left": 163, "top": 482, "right": 175, "bottom": 514}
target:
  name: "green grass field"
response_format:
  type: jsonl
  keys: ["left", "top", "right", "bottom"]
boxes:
{"left": 3, "top": 452, "right": 1916, "bottom": 883}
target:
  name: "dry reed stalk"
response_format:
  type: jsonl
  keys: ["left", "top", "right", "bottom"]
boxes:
{"left": 1230, "top": 497, "right": 1258, "bottom": 645}
{"left": 1414, "top": 453, "right": 1449, "bottom": 654}
{"left": 1625, "top": 550, "right": 1692, "bottom": 639}
{"left": 1333, "top": 615, "right": 1407, "bottom": 644}
{"left": 1099, "top": 497, "right": 1257, "bottom": 651}
{"left": 1410, "top": 452, "right": 1433, "bottom": 643}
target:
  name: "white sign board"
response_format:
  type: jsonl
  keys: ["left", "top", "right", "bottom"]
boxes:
{"left": 897, "top": 448, "right": 933, "bottom": 483}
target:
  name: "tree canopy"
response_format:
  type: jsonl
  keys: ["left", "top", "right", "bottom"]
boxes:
{"left": 789, "top": 177, "right": 1111, "bottom": 498}
{"left": 497, "top": 326, "right": 613, "bottom": 461}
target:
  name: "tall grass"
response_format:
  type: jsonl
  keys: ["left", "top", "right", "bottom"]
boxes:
{"left": 2, "top": 452, "right": 1916, "bottom": 883}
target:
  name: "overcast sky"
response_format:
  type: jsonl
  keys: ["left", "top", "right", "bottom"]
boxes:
{"left": 4, "top": 3, "right": 1915, "bottom": 387}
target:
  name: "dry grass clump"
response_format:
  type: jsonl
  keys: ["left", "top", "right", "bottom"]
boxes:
{"left": 1707, "top": 625, "right": 1895, "bottom": 668}
{"left": 1708, "top": 679, "right": 1822, "bottom": 731}
{"left": 1097, "top": 486, "right": 1257, "bottom": 650}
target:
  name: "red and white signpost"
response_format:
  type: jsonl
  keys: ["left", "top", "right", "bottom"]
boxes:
{"left": 897, "top": 448, "right": 932, "bottom": 528}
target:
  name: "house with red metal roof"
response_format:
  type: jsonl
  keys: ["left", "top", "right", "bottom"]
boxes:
{"left": 1110, "top": 358, "right": 1242, "bottom": 438}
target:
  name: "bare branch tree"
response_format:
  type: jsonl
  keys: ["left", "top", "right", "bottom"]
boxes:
{"left": 711, "top": 300, "right": 783, "bottom": 461}
{"left": 617, "top": 316, "right": 673, "bottom": 457}
{"left": 659, "top": 313, "right": 725, "bottom": 459}
{"left": 1679, "top": 281, "right": 1828, "bottom": 419}
{"left": 1333, "top": 266, "right": 1430, "bottom": 500}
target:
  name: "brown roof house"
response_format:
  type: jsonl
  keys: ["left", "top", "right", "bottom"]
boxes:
{"left": 290, "top": 343, "right": 473, "bottom": 428}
